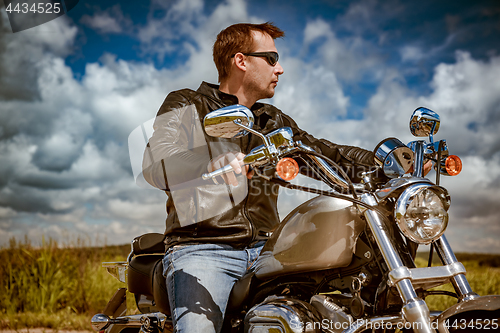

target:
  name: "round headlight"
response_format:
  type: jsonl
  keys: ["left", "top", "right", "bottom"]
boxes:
{"left": 395, "top": 184, "right": 450, "bottom": 244}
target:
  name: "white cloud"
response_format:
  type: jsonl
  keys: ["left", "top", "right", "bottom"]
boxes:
{"left": 352, "top": 51, "right": 500, "bottom": 252}
{"left": 303, "top": 18, "right": 335, "bottom": 45}
{"left": 105, "top": 198, "right": 166, "bottom": 221}
{"left": 80, "top": 5, "right": 132, "bottom": 34}
{"left": 137, "top": 0, "right": 250, "bottom": 83}
{"left": 302, "top": 18, "right": 383, "bottom": 83}
{"left": 274, "top": 42, "right": 500, "bottom": 254}
{"left": 0, "top": 11, "right": 77, "bottom": 101}
{"left": 0, "top": 9, "right": 170, "bottom": 246}
{"left": 0, "top": 206, "right": 17, "bottom": 218}
{"left": 1, "top": 0, "right": 499, "bottom": 255}
{"left": 81, "top": 14, "right": 122, "bottom": 33}
{"left": 400, "top": 45, "right": 424, "bottom": 62}
{"left": 0, "top": 0, "right": 261, "bottom": 247}
{"left": 18, "top": 17, "right": 78, "bottom": 56}
{"left": 272, "top": 57, "right": 350, "bottom": 140}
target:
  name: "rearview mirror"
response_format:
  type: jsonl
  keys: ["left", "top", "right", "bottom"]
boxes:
{"left": 409, "top": 107, "right": 440, "bottom": 138}
{"left": 203, "top": 105, "right": 254, "bottom": 139}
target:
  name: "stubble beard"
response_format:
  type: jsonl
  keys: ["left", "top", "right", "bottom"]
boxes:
{"left": 246, "top": 79, "right": 275, "bottom": 104}
{"left": 258, "top": 81, "right": 276, "bottom": 101}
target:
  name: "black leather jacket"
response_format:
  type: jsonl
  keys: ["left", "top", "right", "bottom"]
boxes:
{"left": 142, "top": 82, "right": 375, "bottom": 249}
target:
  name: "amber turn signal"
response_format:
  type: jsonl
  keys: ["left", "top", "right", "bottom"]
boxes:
{"left": 445, "top": 155, "right": 462, "bottom": 176}
{"left": 276, "top": 157, "right": 299, "bottom": 181}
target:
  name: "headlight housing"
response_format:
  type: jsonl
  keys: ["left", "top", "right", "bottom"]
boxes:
{"left": 395, "top": 184, "right": 451, "bottom": 244}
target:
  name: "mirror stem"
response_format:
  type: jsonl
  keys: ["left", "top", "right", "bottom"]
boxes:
{"left": 429, "top": 124, "right": 435, "bottom": 144}
{"left": 412, "top": 141, "right": 425, "bottom": 177}
{"left": 234, "top": 120, "right": 271, "bottom": 146}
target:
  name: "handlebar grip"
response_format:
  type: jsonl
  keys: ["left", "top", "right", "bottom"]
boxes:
{"left": 202, "top": 164, "right": 235, "bottom": 181}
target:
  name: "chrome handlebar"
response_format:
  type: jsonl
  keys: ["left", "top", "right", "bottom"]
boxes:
{"left": 202, "top": 164, "right": 236, "bottom": 183}
{"left": 201, "top": 131, "right": 365, "bottom": 193}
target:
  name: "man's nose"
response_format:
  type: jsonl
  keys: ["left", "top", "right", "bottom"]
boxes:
{"left": 275, "top": 61, "right": 284, "bottom": 75}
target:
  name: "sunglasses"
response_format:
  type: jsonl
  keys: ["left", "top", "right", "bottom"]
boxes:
{"left": 231, "top": 52, "right": 279, "bottom": 66}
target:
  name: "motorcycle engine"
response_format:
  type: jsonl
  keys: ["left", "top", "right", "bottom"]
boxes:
{"left": 244, "top": 295, "right": 352, "bottom": 333}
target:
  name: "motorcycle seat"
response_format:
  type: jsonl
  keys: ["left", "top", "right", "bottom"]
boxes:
{"left": 128, "top": 254, "right": 171, "bottom": 316}
{"left": 226, "top": 271, "right": 255, "bottom": 311}
{"left": 128, "top": 254, "right": 163, "bottom": 295}
{"left": 132, "top": 233, "right": 166, "bottom": 255}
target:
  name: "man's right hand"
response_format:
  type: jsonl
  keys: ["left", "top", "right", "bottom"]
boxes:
{"left": 207, "top": 152, "right": 253, "bottom": 186}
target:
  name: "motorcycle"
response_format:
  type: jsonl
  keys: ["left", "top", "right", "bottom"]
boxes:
{"left": 91, "top": 106, "right": 500, "bottom": 333}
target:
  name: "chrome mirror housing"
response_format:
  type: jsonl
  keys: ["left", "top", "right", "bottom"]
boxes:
{"left": 203, "top": 104, "right": 254, "bottom": 139}
{"left": 266, "top": 127, "right": 294, "bottom": 149}
{"left": 409, "top": 107, "right": 440, "bottom": 139}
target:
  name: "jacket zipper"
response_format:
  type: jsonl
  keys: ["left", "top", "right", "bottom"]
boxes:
{"left": 242, "top": 135, "right": 255, "bottom": 243}
{"left": 204, "top": 96, "right": 256, "bottom": 243}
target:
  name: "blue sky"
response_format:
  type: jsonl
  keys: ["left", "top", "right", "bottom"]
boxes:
{"left": 1, "top": 0, "right": 500, "bottom": 252}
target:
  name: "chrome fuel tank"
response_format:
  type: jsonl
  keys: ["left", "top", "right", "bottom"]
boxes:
{"left": 254, "top": 196, "right": 365, "bottom": 280}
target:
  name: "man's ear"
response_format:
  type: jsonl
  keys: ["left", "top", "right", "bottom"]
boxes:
{"left": 233, "top": 53, "right": 247, "bottom": 72}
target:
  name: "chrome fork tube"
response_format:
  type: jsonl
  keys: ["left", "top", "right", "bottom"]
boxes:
{"left": 434, "top": 236, "right": 478, "bottom": 301}
{"left": 361, "top": 193, "right": 435, "bottom": 333}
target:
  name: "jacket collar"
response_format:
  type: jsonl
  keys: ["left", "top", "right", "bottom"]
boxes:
{"left": 197, "top": 81, "right": 239, "bottom": 106}
{"left": 197, "top": 81, "right": 268, "bottom": 117}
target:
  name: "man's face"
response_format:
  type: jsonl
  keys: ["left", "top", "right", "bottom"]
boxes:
{"left": 244, "top": 31, "right": 284, "bottom": 101}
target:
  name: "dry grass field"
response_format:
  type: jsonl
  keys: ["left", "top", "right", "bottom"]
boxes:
{"left": 0, "top": 238, "right": 130, "bottom": 331}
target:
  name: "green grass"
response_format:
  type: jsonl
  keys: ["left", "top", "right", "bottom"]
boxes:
{"left": 1, "top": 238, "right": 499, "bottom": 330}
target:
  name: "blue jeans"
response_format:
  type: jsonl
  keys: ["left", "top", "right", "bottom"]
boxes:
{"left": 162, "top": 242, "right": 264, "bottom": 333}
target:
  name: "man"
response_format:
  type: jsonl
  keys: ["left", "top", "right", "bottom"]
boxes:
{"left": 142, "top": 22, "right": 375, "bottom": 333}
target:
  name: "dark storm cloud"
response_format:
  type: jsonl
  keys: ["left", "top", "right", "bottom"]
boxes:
{"left": 17, "top": 176, "right": 77, "bottom": 190}
{"left": 451, "top": 195, "right": 500, "bottom": 220}
{"left": 31, "top": 146, "right": 83, "bottom": 172}
{"left": 0, "top": 184, "right": 64, "bottom": 213}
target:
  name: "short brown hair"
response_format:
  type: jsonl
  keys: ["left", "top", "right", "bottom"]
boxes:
{"left": 213, "top": 22, "right": 285, "bottom": 82}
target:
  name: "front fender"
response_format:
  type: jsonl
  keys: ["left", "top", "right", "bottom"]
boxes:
{"left": 434, "top": 295, "right": 500, "bottom": 330}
